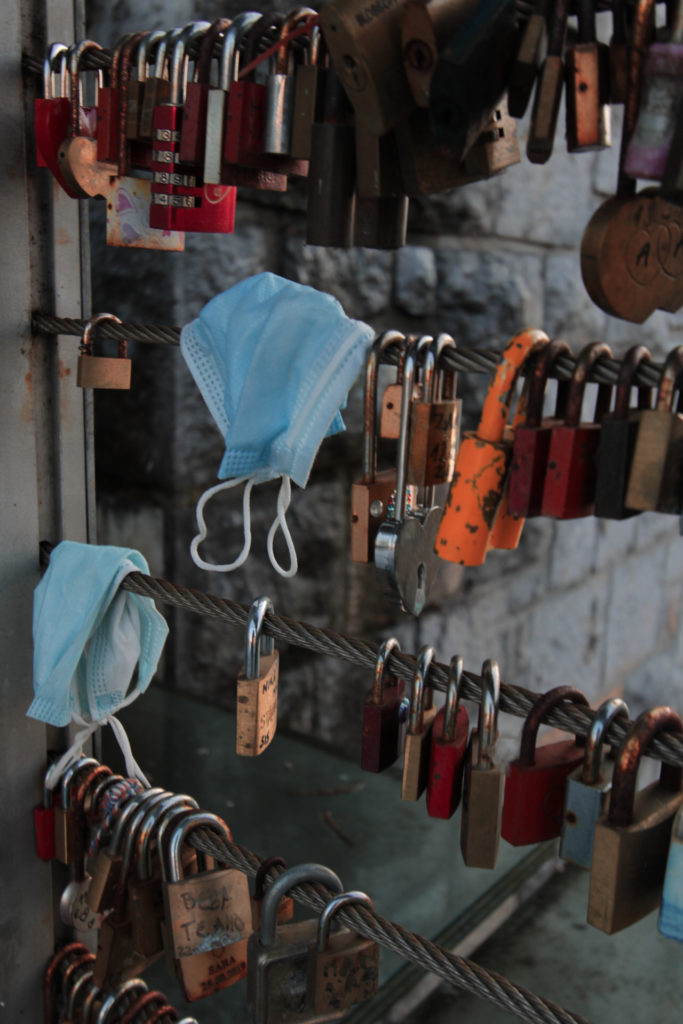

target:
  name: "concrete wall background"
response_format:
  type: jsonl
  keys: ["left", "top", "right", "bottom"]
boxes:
{"left": 88, "top": 0, "right": 683, "bottom": 763}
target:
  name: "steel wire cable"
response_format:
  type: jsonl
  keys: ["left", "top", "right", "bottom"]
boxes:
{"left": 32, "top": 312, "right": 666, "bottom": 388}
{"left": 187, "top": 826, "right": 592, "bottom": 1024}
{"left": 99, "top": 562, "right": 683, "bottom": 768}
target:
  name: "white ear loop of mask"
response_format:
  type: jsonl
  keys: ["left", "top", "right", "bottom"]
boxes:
{"left": 191, "top": 474, "right": 298, "bottom": 578}
{"left": 44, "top": 689, "right": 150, "bottom": 792}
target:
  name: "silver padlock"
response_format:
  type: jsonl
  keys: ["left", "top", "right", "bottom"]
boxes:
{"left": 560, "top": 697, "right": 630, "bottom": 869}
{"left": 246, "top": 863, "right": 343, "bottom": 1024}
{"left": 263, "top": 8, "right": 316, "bottom": 155}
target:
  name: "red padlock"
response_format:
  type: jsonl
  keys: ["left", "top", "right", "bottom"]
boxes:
{"left": 426, "top": 655, "right": 469, "bottom": 820}
{"left": 180, "top": 18, "right": 231, "bottom": 167}
{"left": 35, "top": 43, "right": 69, "bottom": 168}
{"left": 33, "top": 766, "right": 57, "bottom": 861}
{"left": 502, "top": 686, "right": 590, "bottom": 846}
{"left": 97, "top": 34, "right": 132, "bottom": 164}
{"left": 360, "top": 637, "right": 406, "bottom": 773}
{"left": 541, "top": 342, "right": 614, "bottom": 519}
{"left": 150, "top": 23, "right": 237, "bottom": 234}
{"left": 508, "top": 339, "right": 571, "bottom": 517}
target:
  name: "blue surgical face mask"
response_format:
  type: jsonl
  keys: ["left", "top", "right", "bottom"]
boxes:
{"left": 29, "top": 540, "right": 168, "bottom": 787}
{"left": 180, "top": 272, "right": 373, "bottom": 577}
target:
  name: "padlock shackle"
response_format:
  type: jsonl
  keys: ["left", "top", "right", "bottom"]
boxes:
{"left": 136, "top": 793, "right": 198, "bottom": 881}
{"left": 361, "top": 331, "right": 404, "bottom": 483}
{"left": 442, "top": 655, "right": 465, "bottom": 742}
{"left": 74, "top": 765, "right": 111, "bottom": 816}
{"left": 244, "top": 11, "right": 285, "bottom": 70}
{"left": 66, "top": 968, "right": 96, "bottom": 1019}
{"left": 60, "top": 756, "right": 99, "bottom": 808}
{"left": 119, "top": 789, "right": 171, "bottom": 881}
{"left": 253, "top": 855, "right": 287, "bottom": 901}
{"left": 169, "top": 22, "right": 210, "bottom": 107}
{"left": 89, "top": 773, "right": 125, "bottom": 819}
{"left": 655, "top": 345, "right": 683, "bottom": 413}
{"left": 575, "top": 0, "right": 596, "bottom": 44}
{"left": 168, "top": 810, "right": 233, "bottom": 881}
{"left": 416, "top": 334, "right": 435, "bottom": 403}
{"left": 372, "top": 637, "right": 401, "bottom": 705}
{"left": 109, "top": 33, "right": 135, "bottom": 86}
{"left": 259, "top": 862, "right": 343, "bottom": 949}
{"left": 581, "top": 697, "right": 630, "bottom": 785}
{"left": 107, "top": 787, "right": 161, "bottom": 855}
{"left": 626, "top": 0, "right": 656, "bottom": 136}
{"left": 196, "top": 19, "right": 232, "bottom": 86}
{"left": 316, "top": 890, "right": 374, "bottom": 952}
{"left": 96, "top": 978, "right": 148, "bottom": 1024}
{"left": 243, "top": 595, "right": 275, "bottom": 678}
{"left": 613, "top": 345, "right": 653, "bottom": 420}
{"left": 519, "top": 686, "right": 589, "bottom": 767}
{"left": 547, "top": 0, "right": 569, "bottom": 56}
{"left": 218, "top": 11, "right": 261, "bottom": 91}
{"left": 432, "top": 333, "right": 457, "bottom": 401}
{"left": 392, "top": 337, "right": 418, "bottom": 523}
{"left": 118, "top": 32, "right": 147, "bottom": 176}
{"left": 608, "top": 706, "right": 683, "bottom": 827}
{"left": 478, "top": 330, "right": 549, "bottom": 442}
{"left": 409, "top": 645, "right": 435, "bottom": 734}
{"left": 524, "top": 339, "right": 570, "bottom": 428}
{"left": 68, "top": 39, "right": 103, "bottom": 137}
{"left": 564, "top": 342, "right": 613, "bottom": 427}
{"left": 44, "top": 42, "right": 68, "bottom": 99}
{"left": 476, "top": 659, "right": 500, "bottom": 767}
{"left": 274, "top": 7, "right": 316, "bottom": 74}
{"left": 137, "top": 30, "right": 165, "bottom": 81}
{"left": 81, "top": 312, "right": 125, "bottom": 359}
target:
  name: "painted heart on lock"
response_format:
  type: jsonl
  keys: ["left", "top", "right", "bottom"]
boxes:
{"left": 394, "top": 507, "right": 443, "bottom": 616}
{"left": 581, "top": 189, "right": 683, "bottom": 323}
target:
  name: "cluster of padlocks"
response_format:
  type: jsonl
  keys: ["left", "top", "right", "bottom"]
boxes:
{"left": 350, "top": 331, "right": 683, "bottom": 613}
{"left": 32, "top": 0, "right": 683, "bottom": 319}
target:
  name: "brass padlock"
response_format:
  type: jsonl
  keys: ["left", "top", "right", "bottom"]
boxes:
{"left": 54, "top": 756, "right": 99, "bottom": 865}
{"left": 401, "top": 645, "right": 438, "bottom": 801}
{"left": 236, "top": 596, "right": 279, "bottom": 757}
{"left": 588, "top": 706, "right": 683, "bottom": 934}
{"left": 162, "top": 811, "right": 252, "bottom": 1001}
{"left": 407, "top": 332, "right": 461, "bottom": 489}
{"left": 247, "top": 862, "right": 343, "bottom": 1024}
{"left": 77, "top": 312, "right": 132, "bottom": 390}
{"left": 306, "top": 891, "right": 379, "bottom": 1017}
{"left": 460, "top": 659, "right": 505, "bottom": 869}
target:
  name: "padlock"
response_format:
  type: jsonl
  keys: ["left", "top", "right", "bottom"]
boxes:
{"left": 306, "top": 891, "right": 379, "bottom": 1016}
{"left": 594, "top": 345, "right": 653, "bottom": 520}
{"left": 354, "top": 193, "right": 409, "bottom": 250}
{"left": 560, "top": 697, "right": 630, "bottom": 869}
{"left": 407, "top": 333, "right": 461, "bottom": 489}
{"left": 659, "top": 801, "right": 683, "bottom": 941}
{"left": 588, "top": 706, "right": 683, "bottom": 934}
{"left": 608, "top": 0, "right": 629, "bottom": 104}
{"left": 129, "top": 793, "right": 199, "bottom": 957}
{"left": 54, "top": 756, "right": 99, "bottom": 864}
{"left": 263, "top": 8, "right": 317, "bottom": 157}
{"left": 58, "top": 40, "right": 116, "bottom": 200}
{"left": 350, "top": 331, "right": 403, "bottom": 563}
{"left": 401, "top": 645, "right": 438, "bottom": 801}
{"left": 485, "top": 369, "right": 536, "bottom": 553}
{"left": 290, "top": 26, "right": 327, "bottom": 159}
{"left": 251, "top": 857, "right": 294, "bottom": 931}
{"left": 527, "top": 0, "right": 569, "bottom": 163}
{"left": 375, "top": 337, "right": 442, "bottom": 616}
{"left": 33, "top": 764, "right": 57, "bottom": 861}
{"left": 97, "top": 34, "right": 135, "bottom": 165}
{"left": 428, "top": 0, "right": 520, "bottom": 159}
{"left": 380, "top": 337, "right": 415, "bottom": 440}
{"left": 625, "top": 0, "right": 683, "bottom": 181}
{"left": 77, "top": 312, "right": 131, "bottom": 390}
{"left": 502, "top": 685, "right": 590, "bottom": 846}
{"left": 246, "top": 862, "right": 343, "bottom": 1024}
{"left": 435, "top": 329, "right": 548, "bottom": 566}
{"left": 507, "top": 339, "right": 570, "bottom": 518}
{"left": 139, "top": 28, "right": 175, "bottom": 141}
{"left": 59, "top": 764, "right": 112, "bottom": 933}
{"left": 625, "top": 345, "right": 683, "bottom": 513}
{"left": 361, "top": 637, "right": 406, "bottom": 773}
{"left": 151, "top": 23, "right": 238, "bottom": 235}
{"left": 507, "top": 0, "right": 548, "bottom": 118}
{"left": 319, "top": 0, "right": 415, "bottom": 136}
{"left": 565, "top": 0, "right": 611, "bottom": 153}
{"left": 180, "top": 19, "right": 232, "bottom": 167}
{"left": 399, "top": 0, "right": 472, "bottom": 109}
{"left": 163, "top": 811, "right": 252, "bottom": 1001}
{"left": 94, "top": 789, "right": 172, "bottom": 988}
{"left": 88, "top": 787, "right": 165, "bottom": 914}
{"left": 540, "top": 342, "right": 613, "bottom": 519}
{"left": 236, "top": 596, "right": 279, "bottom": 756}
{"left": 460, "top": 659, "right": 505, "bottom": 869}
{"left": 426, "top": 654, "right": 469, "bottom": 820}
{"left": 305, "top": 63, "right": 356, "bottom": 247}
{"left": 34, "top": 43, "right": 82, "bottom": 197}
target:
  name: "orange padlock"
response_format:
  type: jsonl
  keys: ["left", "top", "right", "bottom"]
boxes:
{"left": 486, "top": 365, "right": 536, "bottom": 553}
{"left": 435, "top": 328, "right": 548, "bottom": 566}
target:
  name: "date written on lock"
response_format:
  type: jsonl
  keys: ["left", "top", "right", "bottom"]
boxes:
{"left": 167, "top": 881, "right": 250, "bottom": 958}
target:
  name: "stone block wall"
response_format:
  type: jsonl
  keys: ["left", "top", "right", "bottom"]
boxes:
{"left": 89, "top": 0, "right": 683, "bottom": 762}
